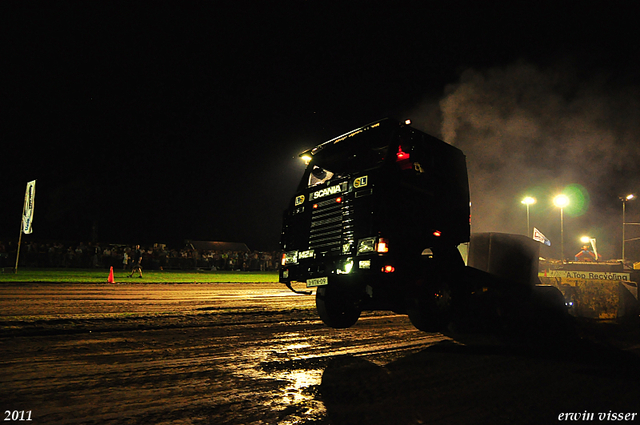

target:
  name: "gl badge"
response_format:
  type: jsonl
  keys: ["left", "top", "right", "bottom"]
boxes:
{"left": 354, "top": 175, "right": 368, "bottom": 188}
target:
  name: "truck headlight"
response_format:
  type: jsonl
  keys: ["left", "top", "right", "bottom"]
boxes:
{"left": 283, "top": 250, "right": 299, "bottom": 265}
{"left": 357, "top": 237, "right": 389, "bottom": 254}
{"left": 337, "top": 257, "right": 354, "bottom": 274}
{"left": 357, "top": 237, "right": 376, "bottom": 254}
{"left": 358, "top": 259, "right": 371, "bottom": 269}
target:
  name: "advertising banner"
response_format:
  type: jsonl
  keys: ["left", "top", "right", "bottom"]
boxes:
{"left": 541, "top": 269, "right": 630, "bottom": 281}
{"left": 22, "top": 180, "right": 36, "bottom": 234}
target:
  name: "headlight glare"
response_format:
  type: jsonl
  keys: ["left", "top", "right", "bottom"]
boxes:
{"left": 337, "top": 257, "right": 354, "bottom": 274}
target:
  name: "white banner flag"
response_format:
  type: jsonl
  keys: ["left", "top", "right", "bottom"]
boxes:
{"left": 22, "top": 180, "right": 36, "bottom": 234}
{"left": 533, "top": 227, "right": 551, "bottom": 246}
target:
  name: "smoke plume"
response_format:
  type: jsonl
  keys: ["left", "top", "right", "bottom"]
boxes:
{"left": 431, "top": 61, "right": 640, "bottom": 259}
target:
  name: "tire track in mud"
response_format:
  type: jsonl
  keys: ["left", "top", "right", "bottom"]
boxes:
{"left": 0, "top": 283, "right": 444, "bottom": 424}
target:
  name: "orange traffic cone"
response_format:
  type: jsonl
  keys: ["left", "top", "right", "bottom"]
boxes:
{"left": 107, "top": 266, "right": 115, "bottom": 284}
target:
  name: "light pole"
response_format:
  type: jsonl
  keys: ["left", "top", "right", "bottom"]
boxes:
{"left": 621, "top": 194, "right": 635, "bottom": 261}
{"left": 554, "top": 194, "right": 570, "bottom": 261}
{"left": 521, "top": 196, "right": 536, "bottom": 237}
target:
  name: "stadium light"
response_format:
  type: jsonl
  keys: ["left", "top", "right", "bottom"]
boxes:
{"left": 621, "top": 194, "right": 636, "bottom": 260}
{"left": 553, "top": 194, "right": 570, "bottom": 261}
{"left": 553, "top": 194, "right": 570, "bottom": 208}
{"left": 521, "top": 196, "right": 536, "bottom": 236}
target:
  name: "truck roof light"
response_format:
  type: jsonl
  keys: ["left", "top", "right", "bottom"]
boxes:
{"left": 299, "top": 150, "right": 313, "bottom": 165}
{"left": 433, "top": 230, "right": 442, "bottom": 237}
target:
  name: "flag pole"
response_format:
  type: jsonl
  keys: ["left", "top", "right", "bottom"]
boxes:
{"left": 15, "top": 205, "right": 25, "bottom": 274}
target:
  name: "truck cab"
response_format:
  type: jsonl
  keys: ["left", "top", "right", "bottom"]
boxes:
{"left": 280, "top": 118, "right": 471, "bottom": 329}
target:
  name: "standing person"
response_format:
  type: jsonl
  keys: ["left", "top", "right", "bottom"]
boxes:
{"left": 129, "top": 245, "right": 143, "bottom": 278}
{"left": 122, "top": 248, "right": 130, "bottom": 270}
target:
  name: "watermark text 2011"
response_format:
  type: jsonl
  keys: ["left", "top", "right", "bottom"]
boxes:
{"left": 4, "top": 411, "right": 32, "bottom": 422}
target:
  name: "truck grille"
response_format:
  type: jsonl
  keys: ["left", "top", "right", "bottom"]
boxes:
{"left": 309, "top": 197, "right": 343, "bottom": 251}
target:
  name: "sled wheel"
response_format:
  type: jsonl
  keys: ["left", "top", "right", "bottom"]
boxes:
{"left": 407, "top": 281, "right": 453, "bottom": 332}
{"left": 316, "top": 286, "right": 361, "bottom": 329}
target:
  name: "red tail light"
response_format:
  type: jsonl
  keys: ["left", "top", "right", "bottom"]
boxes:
{"left": 382, "top": 265, "right": 395, "bottom": 273}
{"left": 396, "top": 146, "right": 410, "bottom": 161}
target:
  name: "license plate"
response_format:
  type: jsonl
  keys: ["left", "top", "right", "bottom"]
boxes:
{"left": 306, "top": 276, "right": 328, "bottom": 287}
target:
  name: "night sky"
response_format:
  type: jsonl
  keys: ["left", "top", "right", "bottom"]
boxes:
{"left": 2, "top": 2, "right": 640, "bottom": 257}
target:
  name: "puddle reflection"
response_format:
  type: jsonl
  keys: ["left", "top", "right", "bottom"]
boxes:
{"left": 222, "top": 331, "right": 327, "bottom": 421}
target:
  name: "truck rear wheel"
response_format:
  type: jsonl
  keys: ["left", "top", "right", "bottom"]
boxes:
{"left": 316, "top": 286, "right": 361, "bottom": 329}
{"left": 406, "top": 282, "right": 453, "bottom": 332}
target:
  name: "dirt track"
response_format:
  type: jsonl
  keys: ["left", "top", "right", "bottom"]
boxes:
{"left": 1, "top": 282, "right": 639, "bottom": 424}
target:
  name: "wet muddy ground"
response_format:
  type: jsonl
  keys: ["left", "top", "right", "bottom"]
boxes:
{"left": 1, "top": 282, "right": 639, "bottom": 424}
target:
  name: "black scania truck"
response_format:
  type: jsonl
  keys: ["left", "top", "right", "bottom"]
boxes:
{"left": 280, "top": 118, "right": 566, "bottom": 333}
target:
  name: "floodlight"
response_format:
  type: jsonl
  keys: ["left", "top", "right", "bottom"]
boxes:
{"left": 300, "top": 154, "right": 312, "bottom": 164}
{"left": 553, "top": 194, "right": 570, "bottom": 208}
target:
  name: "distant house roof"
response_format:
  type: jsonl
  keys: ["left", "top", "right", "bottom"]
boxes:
{"left": 186, "top": 240, "right": 250, "bottom": 252}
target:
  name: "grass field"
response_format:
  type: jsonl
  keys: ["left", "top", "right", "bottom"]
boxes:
{"left": 0, "top": 268, "right": 280, "bottom": 284}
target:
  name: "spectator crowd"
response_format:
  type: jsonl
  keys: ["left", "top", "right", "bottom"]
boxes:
{"left": 0, "top": 240, "right": 280, "bottom": 272}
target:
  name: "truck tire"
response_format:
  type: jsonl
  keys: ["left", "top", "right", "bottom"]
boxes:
{"left": 528, "top": 285, "right": 571, "bottom": 338}
{"left": 316, "top": 286, "right": 361, "bottom": 329}
{"left": 406, "top": 282, "right": 453, "bottom": 332}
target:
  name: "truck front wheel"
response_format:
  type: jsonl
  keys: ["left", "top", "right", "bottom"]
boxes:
{"left": 316, "top": 286, "right": 361, "bottom": 329}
